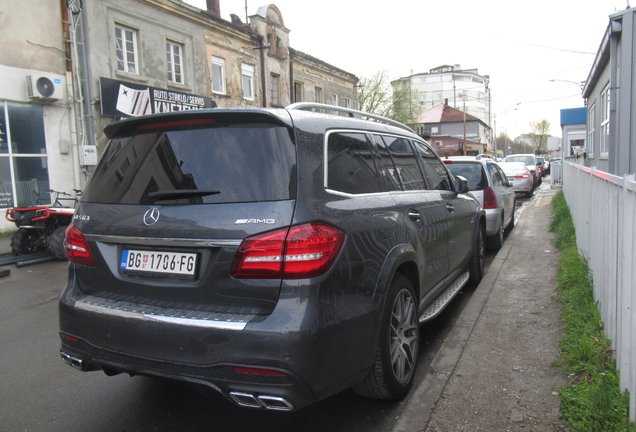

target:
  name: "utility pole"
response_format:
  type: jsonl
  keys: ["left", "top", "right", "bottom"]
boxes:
{"left": 463, "top": 99, "right": 467, "bottom": 156}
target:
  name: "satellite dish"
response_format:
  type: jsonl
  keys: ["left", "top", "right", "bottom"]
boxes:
{"left": 36, "top": 77, "right": 55, "bottom": 98}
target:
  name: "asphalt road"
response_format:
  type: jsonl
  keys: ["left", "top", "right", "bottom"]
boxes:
{"left": 0, "top": 195, "right": 533, "bottom": 432}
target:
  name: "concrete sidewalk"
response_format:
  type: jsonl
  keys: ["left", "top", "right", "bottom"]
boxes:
{"left": 394, "top": 185, "right": 569, "bottom": 432}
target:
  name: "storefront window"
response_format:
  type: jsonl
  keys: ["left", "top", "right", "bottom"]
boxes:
{"left": 0, "top": 102, "right": 50, "bottom": 207}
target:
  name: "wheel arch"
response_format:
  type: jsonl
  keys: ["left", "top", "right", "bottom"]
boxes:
{"left": 373, "top": 243, "right": 420, "bottom": 301}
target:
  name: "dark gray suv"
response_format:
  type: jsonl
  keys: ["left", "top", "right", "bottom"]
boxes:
{"left": 59, "top": 103, "right": 485, "bottom": 411}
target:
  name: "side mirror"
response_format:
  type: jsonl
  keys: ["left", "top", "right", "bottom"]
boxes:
{"left": 454, "top": 175, "right": 470, "bottom": 194}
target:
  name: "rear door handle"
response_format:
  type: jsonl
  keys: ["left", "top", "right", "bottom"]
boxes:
{"left": 408, "top": 210, "right": 421, "bottom": 222}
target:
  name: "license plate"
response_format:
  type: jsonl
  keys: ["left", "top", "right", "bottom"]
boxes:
{"left": 120, "top": 250, "right": 197, "bottom": 276}
{"left": 507, "top": 177, "right": 515, "bottom": 182}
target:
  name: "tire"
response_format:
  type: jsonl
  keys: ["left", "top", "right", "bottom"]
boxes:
{"left": 48, "top": 226, "right": 69, "bottom": 260}
{"left": 505, "top": 204, "right": 515, "bottom": 234}
{"left": 353, "top": 273, "right": 419, "bottom": 400}
{"left": 468, "top": 224, "right": 485, "bottom": 286}
{"left": 10, "top": 229, "right": 45, "bottom": 255}
{"left": 486, "top": 217, "right": 504, "bottom": 252}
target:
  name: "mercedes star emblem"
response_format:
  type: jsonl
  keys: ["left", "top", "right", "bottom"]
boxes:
{"left": 143, "top": 208, "right": 160, "bottom": 226}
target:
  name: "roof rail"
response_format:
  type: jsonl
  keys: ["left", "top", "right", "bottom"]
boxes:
{"left": 286, "top": 102, "right": 415, "bottom": 134}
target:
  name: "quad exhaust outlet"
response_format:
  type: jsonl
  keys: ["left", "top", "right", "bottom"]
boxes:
{"left": 229, "top": 392, "right": 293, "bottom": 411}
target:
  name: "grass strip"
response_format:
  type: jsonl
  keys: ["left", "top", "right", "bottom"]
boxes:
{"left": 550, "top": 190, "right": 635, "bottom": 431}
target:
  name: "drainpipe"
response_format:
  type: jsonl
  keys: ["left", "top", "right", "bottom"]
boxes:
{"left": 259, "top": 37, "right": 267, "bottom": 107}
{"left": 75, "top": 5, "right": 96, "bottom": 148}
{"left": 289, "top": 53, "right": 294, "bottom": 103}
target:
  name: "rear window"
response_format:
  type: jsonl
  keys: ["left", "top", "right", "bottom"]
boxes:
{"left": 446, "top": 162, "right": 488, "bottom": 191}
{"left": 82, "top": 124, "right": 296, "bottom": 204}
{"left": 506, "top": 155, "right": 535, "bottom": 165}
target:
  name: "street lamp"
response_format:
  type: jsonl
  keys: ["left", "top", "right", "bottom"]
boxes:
{"left": 493, "top": 103, "right": 520, "bottom": 158}
{"left": 548, "top": 79, "right": 585, "bottom": 91}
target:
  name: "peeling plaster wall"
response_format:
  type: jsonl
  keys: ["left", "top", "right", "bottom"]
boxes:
{"left": 205, "top": 28, "right": 260, "bottom": 108}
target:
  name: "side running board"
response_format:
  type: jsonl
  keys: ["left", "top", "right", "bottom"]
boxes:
{"left": 419, "top": 272, "right": 470, "bottom": 323}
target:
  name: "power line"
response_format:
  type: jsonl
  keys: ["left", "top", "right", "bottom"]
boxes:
{"left": 485, "top": 33, "right": 597, "bottom": 55}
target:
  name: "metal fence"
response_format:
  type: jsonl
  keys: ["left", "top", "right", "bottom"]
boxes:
{"left": 550, "top": 161, "right": 563, "bottom": 188}
{"left": 562, "top": 162, "right": 636, "bottom": 421}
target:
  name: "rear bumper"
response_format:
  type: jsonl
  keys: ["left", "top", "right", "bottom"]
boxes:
{"left": 58, "top": 273, "right": 382, "bottom": 411}
{"left": 484, "top": 208, "right": 503, "bottom": 236}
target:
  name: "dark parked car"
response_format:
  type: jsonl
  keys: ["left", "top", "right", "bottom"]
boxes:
{"left": 59, "top": 103, "right": 485, "bottom": 411}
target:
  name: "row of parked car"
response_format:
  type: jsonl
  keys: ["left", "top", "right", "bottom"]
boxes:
{"left": 57, "top": 104, "right": 543, "bottom": 413}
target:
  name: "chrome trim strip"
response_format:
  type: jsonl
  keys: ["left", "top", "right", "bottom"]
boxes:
{"left": 74, "top": 298, "right": 250, "bottom": 331}
{"left": 83, "top": 234, "right": 242, "bottom": 248}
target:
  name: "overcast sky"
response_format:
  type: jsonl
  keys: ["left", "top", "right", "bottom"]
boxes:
{"left": 186, "top": 0, "right": 623, "bottom": 139}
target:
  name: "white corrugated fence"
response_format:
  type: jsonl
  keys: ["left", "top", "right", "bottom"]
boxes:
{"left": 562, "top": 162, "right": 636, "bottom": 421}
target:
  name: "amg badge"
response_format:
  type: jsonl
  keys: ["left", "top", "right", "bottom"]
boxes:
{"left": 235, "top": 219, "right": 276, "bottom": 225}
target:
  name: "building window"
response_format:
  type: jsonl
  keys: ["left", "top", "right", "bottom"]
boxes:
{"left": 115, "top": 25, "right": 138, "bottom": 74}
{"left": 211, "top": 56, "right": 226, "bottom": 94}
{"left": 0, "top": 102, "right": 50, "bottom": 208}
{"left": 587, "top": 103, "right": 595, "bottom": 158}
{"left": 331, "top": 93, "right": 338, "bottom": 106}
{"left": 345, "top": 97, "right": 352, "bottom": 109}
{"left": 600, "top": 86, "right": 609, "bottom": 155}
{"left": 315, "top": 87, "right": 322, "bottom": 103}
{"left": 270, "top": 74, "right": 280, "bottom": 106}
{"left": 421, "top": 94, "right": 427, "bottom": 103}
{"left": 166, "top": 41, "right": 183, "bottom": 84}
{"left": 241, "top": 63, "right": 255, "bottom": 100}
{"left": 294, "top": 82, "right": 303, "bottom": 103}
{"left": 434, "top": 92, "right": 443, "bottom": 101}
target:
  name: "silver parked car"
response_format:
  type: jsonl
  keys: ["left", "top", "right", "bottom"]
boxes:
{"left": 499, "top": 162, "right": 534, "bottom": 197}
{"left": 504, "top": 154, "right": 539, "bottom": 187}
{"left": 444, "top": 156, "right": 515, "bottom": 251}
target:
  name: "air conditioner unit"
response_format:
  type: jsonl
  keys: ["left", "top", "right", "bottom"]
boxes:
{"left": 26, "top": 74, "right": 64, "bottom": 101}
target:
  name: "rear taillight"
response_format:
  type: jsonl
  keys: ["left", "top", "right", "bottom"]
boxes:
{"left": 231, "top": 222, "right": 345, "bottom": 279}
{"left": 515, "top": 174, "right": 529, "bottom": 179}
{"left": 60, "top": 332, "right": 80, "bottom": 343}
{"left": 65, "top": 225, "right": 96, "bottom": 267}
{"left": 233, "top": 366, "right": 286, "bottom": 376}
{"left": 483, "top": 187, "right": 498, "bottom": 209}
{"left": 5, "top": 209, "right": 15, "bottom": 222}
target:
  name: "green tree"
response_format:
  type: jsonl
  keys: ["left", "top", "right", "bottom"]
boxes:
{"left": 528, "top": 119, "right": 551, "bottom": 154}
{"left": 357, "top": 70, "right": 422, "bottom": 125}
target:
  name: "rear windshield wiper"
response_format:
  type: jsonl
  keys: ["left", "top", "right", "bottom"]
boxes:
{"left": 148, "top": 189, "right": 220, "bottom": 201}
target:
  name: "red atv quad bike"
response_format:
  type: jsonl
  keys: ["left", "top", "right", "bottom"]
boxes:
{"left": 5, "top": 189, "right": 79, "bottom": 259}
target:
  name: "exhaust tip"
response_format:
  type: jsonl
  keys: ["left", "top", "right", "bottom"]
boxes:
{"left": 229, "top": 392, "right": 261, "bottom": 408}
{"left": 60, "top": 352, "right": 84, "bottom": 370}
{"left": 229, "top": 392, "right": 293, "bottom": 411}
{"left": 257, "top": 395, "right": 293, "bottom": 411}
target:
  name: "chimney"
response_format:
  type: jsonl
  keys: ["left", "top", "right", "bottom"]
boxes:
{"left": 206, "top": 0, "right": 220, "bottom": 17}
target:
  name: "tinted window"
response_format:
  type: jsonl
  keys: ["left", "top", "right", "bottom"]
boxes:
{"left": 371, "top": 135, "right": 401, "bottom": 191}
{"left": 446, "top": 162, "right": 488, "bottom": 191}
{"left": 411, "top": 141, "right": 453, "bottom": 191}
{"left": 381, "top": 136, "right": 426, "bottom": 191}
{"left": 327, "top": 133, "right": 382, "bottom": 194}
{"left": 82, "top": 124, "right": 296, "bottom": 204}
{"left": 487, "top": 163, "right": 503, "bottom": 186}
{"left": 506, "top": 155, "right": 535, "bottom": 165}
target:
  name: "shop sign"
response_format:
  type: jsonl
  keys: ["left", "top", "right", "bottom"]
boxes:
{"left": 99, "top": 77, "right": 216, "bottom": 118}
